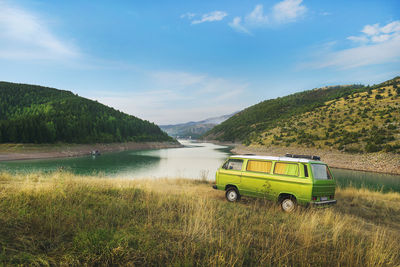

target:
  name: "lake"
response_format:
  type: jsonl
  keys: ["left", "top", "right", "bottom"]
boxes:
{"left": 1, "top": 140, "right": 399, "bottom": 193}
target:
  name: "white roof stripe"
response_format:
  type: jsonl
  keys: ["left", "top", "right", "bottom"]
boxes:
{"left": 230, "top": 155, "right": 321, "bottom": 163}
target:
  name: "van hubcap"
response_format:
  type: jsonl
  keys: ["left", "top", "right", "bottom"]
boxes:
{"left": 282, "top": 199, "right": 295, "bottom": 212}
{"left": 227, "top": 191, "right": 237, "bottom": 201}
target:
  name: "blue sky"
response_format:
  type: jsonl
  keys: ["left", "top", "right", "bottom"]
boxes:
{"left": 0, "top": 0, "right": 399, "bottom": 124}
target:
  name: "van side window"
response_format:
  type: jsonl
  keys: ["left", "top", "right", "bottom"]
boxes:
{"left": 246, "top": 160, "right": 272, "bottom": 173}
{"left": 274, "top": 162, "right": 299, "bottom": 176}
{"left": 222, "top": 159, "right": 243, "bottom": 171}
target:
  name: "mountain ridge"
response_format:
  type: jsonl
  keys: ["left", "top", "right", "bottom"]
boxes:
{"left": 160, "top": 113, "right": 236, "bottom": 139}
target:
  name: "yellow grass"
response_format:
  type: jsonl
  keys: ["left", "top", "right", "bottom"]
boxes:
{"left": 0, "top": 171, "right": 399, "bottom": 266}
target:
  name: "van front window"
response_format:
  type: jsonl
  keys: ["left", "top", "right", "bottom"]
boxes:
{"left": 311, "top": 164, "right": 332, "bottom": 180}
{"left": 222, "top": 159, "right": 243, "bottom": 171}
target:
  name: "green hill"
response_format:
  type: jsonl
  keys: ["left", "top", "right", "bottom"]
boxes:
{"left": 0, "top": 82, "right": 172, "bottom": 144}
{"left": 203, "top": 77, "right": 400, "bottom": 153}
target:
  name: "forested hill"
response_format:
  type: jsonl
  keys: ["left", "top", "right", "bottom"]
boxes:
{"left": 203, "top": 77, "right": 400, "bottom": 153}
{"left": 0, "top": 82, "right": 173, "bottom": 144}
{"left": 203, "top": 83, "right": 366, "bottom": 142}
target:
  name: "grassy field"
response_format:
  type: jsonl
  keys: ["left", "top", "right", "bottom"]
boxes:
{"left": 0, "top": 172, "right": 399, "bottom": 266}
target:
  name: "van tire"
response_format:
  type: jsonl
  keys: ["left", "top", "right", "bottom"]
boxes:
{"left": 225, "top": 187, "right": 240, "bottom": 202}
{"left": 280, "top": 196, "right": 297, "bottom": 212}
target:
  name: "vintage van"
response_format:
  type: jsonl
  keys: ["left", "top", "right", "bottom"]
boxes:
{"left": 212, "top": 154, "right": 337, "bottom": 212}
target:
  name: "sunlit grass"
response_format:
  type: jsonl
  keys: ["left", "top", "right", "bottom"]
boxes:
{"left": 0, "top": 171, "right": 399, "bottom": 265}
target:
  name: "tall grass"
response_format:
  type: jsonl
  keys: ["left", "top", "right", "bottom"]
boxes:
{"left": 0, "top": 171, "right": 399, "bottom": 266}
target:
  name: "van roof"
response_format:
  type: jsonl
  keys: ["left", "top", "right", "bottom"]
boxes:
{"left": 230, "top": 155, "right": 323, "bottom": 163}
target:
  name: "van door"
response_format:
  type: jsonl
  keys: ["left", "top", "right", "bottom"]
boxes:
{"left": 241, "top": 160, "right": 274, "bottom": 198}
{"left": 218, "top": 159, "right": 243, "bottom": 189}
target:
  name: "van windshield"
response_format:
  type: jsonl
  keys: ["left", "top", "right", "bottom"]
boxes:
{"left": 222, "top": 159, "right": 243, "bottom": 171}
{"left": 311, "top": 164, "right": 332, "bottom": 180}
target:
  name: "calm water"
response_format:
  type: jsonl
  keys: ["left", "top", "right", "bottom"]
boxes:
{"left": 1, "top": 140, "right": 399, "bottom": 193}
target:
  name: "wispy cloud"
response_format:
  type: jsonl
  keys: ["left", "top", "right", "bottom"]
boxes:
{"left": 228, "top": 17, "right": 252, "bottom": 35}
{"left": 230, "top": 0, "right": 307, "bottom": 34}
{"left": 191, "top": 11, "right": 228, "bottom": 25}
{"left": 245, "top": 5, "right": 269, "bottom": 26}
{"left": 180, "top": 12, "right": 195, "bottom": 19}
{"left": 0, "top": 1, "right": 78, "bottom": 61}
{"left": 303, "top": 21, "right": 400, "bottom": 69}
{"left": 89, "top": 70, "right": 249, "bottom": 124}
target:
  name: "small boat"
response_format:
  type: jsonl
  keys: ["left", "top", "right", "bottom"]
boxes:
{"left": 91, "top": 150, "right": 101, "bottom": 156}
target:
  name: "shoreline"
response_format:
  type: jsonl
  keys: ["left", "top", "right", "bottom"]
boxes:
{"left": 231, "top": 144, "right": 400, "bottom": 175}
{"left": 0, "top": 141, "right": 182, "bottom": 162}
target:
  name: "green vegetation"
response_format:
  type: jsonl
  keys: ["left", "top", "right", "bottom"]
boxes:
{"left": 0, "top": 82, "right": 172, "bottom": 143}
{"left": 0, "top": 172, "right": 399, "bottom": 265}
{"left": 203, "top": 77, "right": 400, "bottom": 153}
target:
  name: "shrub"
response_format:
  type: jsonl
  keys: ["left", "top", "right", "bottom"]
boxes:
{"left": 365, "top": 143, "right": 382, "bottom": 153}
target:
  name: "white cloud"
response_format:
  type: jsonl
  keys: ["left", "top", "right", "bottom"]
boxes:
{"left": 347, "top": 35, "right": 368, "bottom": 43}
{"left": 245, "top": 4, "right": 268, "bottom": 25}
{"left": 371, "top": 34, "right": 391, "bottom": 43}
{"left": 348, "top": 21, "right": 400, "bottom": 44}
{"left": 191, "top": 11, "right": 228, "bottom": 25}
{"left": 381, "top": 21, "right": 400, "bottom": 34}
{"left": 229, "top": 0, "right": 307, "bottom": 34}
{"left": 272, "top": 0, "right": 307, "bottom": 23}
{"left": 305, "top": 21, "right": 400, "bottom": 69}
{"left": 229, "top": 17, "right": 252, "bottom": 35}
{"left": 362, "top": 23, "right": 380, "bottom": 36}
{"left": 0, "top": 1, "right": 78, "bottom": 60}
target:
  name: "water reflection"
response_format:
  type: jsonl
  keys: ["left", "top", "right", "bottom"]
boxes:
{"left": 0, "top": 140, "right": 229, "bottom": 180}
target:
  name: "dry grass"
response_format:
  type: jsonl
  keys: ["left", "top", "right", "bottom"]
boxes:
{"left": 0, "top": 171, "right": 399, "bottom": 266}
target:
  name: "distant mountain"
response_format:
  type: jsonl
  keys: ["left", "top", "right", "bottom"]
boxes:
{"left": 203, "top": 77, "right": 400, "bottom": 153}
{"left": 0, "top": 82, "right": 173, "bottom": 144}
{"left": 160, "top": 113, "right": 236, "bottom": 139}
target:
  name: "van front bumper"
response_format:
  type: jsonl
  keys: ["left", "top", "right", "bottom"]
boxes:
{"left": 310, "top": 200, "right": 337, "bottom": 206}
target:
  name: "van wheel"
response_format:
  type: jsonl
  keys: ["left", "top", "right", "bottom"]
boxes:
{"left": 280, "top": 197, "right": 297, "bottom": 212}
{"left": 225, "top": 187, "right": 240, "bottom": 202}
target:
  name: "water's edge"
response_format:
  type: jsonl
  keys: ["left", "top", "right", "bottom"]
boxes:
{"left": 0, "top": 141, "right": 182, "bottom": 162}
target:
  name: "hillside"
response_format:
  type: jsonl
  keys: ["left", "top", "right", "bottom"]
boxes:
{"left": 160, "top": 113, "right": 235, "bottom": 139}
{"left": 203, "top": 77, "right": 400, "bottom": 153}
{"left": 0, "top": 82, "right": 172, "bottom": 144}
{"left": 250, "top": 77, "right": 400, "bottom": 153}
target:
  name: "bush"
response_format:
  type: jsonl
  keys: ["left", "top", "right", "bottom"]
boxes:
{"left": 383, "top": 144, "right": 394, "bottom": 152}
{"left": 365, "top": 143, "right": 382, "bottom": 153}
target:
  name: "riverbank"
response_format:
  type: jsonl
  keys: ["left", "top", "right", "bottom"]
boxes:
{"left": 231, "top": 144, "right": 400, "bottom": 175}
{"left": 0, "top": 141, "right": 182, "bottom": 162}
{"left": 0, "top": 172, "right": 399, "bottom": 265}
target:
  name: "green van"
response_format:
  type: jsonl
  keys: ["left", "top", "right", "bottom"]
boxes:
{"left": 212, "top": 154, "right": 337, "bottom": 212}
